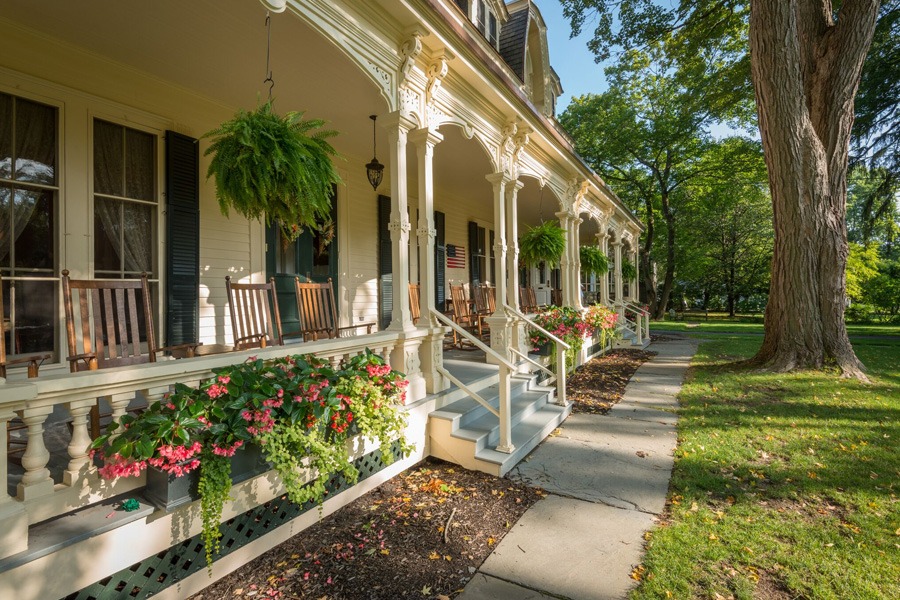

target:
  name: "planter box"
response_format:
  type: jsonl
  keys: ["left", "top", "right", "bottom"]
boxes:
{"left": 531, "top": 342, "right": 553, "bottom": 357}
{"left": 144, "top": 444, "right": 269, "bottom": 511}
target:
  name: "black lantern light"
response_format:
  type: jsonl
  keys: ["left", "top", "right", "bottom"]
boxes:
{"left": 365, "top": 114, "right": 384, "bottom": 191}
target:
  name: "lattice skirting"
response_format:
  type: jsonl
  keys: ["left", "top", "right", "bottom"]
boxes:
{"left": 63, "top": 441, "right": 404, "bottom": 600}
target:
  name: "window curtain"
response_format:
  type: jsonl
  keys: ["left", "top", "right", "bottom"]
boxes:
{"left": 94, "top": 121, "right": 153, "bottom": 274}
{"left": 0, "top": 96, "right": 55, "bottom": 264}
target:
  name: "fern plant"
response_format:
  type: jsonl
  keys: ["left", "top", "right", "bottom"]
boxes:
{"left": 621, "top": 259, "right": 638, "bottom": 281}
{"left": 204, "top": 101, "right": 342, "bottom": 241}
{"left": 519, "top": 221, "right": 566, "bottom": 266}
{"left": 579, "top": 245, "right": 610, "bottom": 276}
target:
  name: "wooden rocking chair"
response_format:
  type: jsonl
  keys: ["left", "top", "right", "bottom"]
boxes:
{"left": 293, "top": 278, "right": 375, "bottom": 341}
{"left": 62, "top": 270, "right": 199, "bottom": 436}
{"left": 519, "top": 286, "right": 540, "bottom": 314}
{"left": 225, "top": 276, "right": 284, "bottom": 350}
{"left": 409, "top": 283, "right": 421, "bottom": 326}
{"left": 448, "top": 284, "right": 482, "bottom": 348}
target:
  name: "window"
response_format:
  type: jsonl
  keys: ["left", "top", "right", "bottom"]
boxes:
{"left": 0, "top": 92, "right": 58, "bottom": 357}
{"left": 488, "top": 13, "right": 499, "bottom": 47}
{"left": 474, "top": 1, "right": 500, "bottom": 49}
{"left": 93, "top": 119, "right": 158, "bottom": 278}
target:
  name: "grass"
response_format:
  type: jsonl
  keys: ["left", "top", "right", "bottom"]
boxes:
{"left": 651, "top": 317, "right": 900, "bottom": 337}
{"left": 632, "top": 336, "right": 900, "bottom": 599}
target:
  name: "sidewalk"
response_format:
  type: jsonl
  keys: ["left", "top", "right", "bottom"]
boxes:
{"left": 458, "top": 337, "right": 698, "bottom": 600}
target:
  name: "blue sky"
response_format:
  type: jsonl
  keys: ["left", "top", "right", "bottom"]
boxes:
{"left": 532, "top": 0, "right": 609, "bottom": 113}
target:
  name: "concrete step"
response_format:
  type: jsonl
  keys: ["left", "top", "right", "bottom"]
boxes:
{"left": 429, "top": 369, "right": 572, "bottom": 477}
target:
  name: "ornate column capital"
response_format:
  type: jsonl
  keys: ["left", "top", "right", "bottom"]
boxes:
{"left": 408, "top": 127, "right": 443, "bottom": 148}
{"left": 381, "top": 110, "right": 417, "bottom": 135}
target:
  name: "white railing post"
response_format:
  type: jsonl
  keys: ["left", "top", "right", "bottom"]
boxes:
{"left": 496, "top": 363, "right": 514, "bottom": 453}
{"left": 634, "top": 310, "right": 643, "bottom": 345}
{"left": 644, "top": 309, "right": 651, "bottom": 339}
{"left": 555, "top": 343, "right": 567, "bottom": 406}
{"left": 0, "top": 406, "right": 28, "bottom": 559}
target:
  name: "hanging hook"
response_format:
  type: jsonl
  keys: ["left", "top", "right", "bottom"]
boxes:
{"left": 263, "top": 12, "right": 275, "bottom": 102}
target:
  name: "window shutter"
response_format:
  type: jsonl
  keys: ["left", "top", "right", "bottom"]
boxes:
{"left": 468, "top": 220, "right": 481, "bottom": 287}
{"left": 378, "top": 195, "right": 392, "bottom": 330}
{"left": 164, "top": 131, "right": 199, "bottom": 346}
{"left": 435, "top": 211, "right": 446, "bottom": 309}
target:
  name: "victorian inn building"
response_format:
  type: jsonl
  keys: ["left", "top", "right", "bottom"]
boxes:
{"left": 0, "top": 1, "right": 643, "bottom": 597}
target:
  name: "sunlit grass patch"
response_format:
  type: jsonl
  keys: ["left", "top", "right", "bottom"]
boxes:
{"left": 632, "top": 336, "right": 899, "bottom": 599}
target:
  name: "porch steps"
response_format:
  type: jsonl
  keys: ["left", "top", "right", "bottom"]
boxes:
{"left": 429, "top": 361, "right": 571, "bottom": 477}
{"left": 614, "top": 325, "right": 651, "bottom": 349}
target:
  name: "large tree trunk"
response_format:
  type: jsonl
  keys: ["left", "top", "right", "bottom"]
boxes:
{"left": 654, "top": 193, "right": 676, "bottom": 320}
{"left": 641, "top": 196, "right": 658, "bottom": 315}
{"left": 750, "top": 0, "right": 878, "bottom": 379}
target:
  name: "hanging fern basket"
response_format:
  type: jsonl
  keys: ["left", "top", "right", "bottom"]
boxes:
{"left": 519, "top": 221, "right": 567, "bottom": 267}
{"left": 203, "top": 101, "right": 342, "bottom": 241}
{"left": 621, "top": 259, "right": 638, "bottom": 281}
{"left": 580, "top": 245, "right": 610, "bottom": 276}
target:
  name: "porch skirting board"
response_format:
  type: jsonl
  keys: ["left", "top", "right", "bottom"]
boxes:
{"left": 0, "top": 403, "right": 431, "bottom": 600}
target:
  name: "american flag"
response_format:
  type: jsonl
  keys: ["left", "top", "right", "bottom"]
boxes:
{"left": 447, "top": 244, "right": 466, "bottom": 269}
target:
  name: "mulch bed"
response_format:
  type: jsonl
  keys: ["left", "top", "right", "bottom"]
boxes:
{"left": 191, "top": 348, "right": 655, "bottom": 600}
{"left": 568, "top": 348, "right": 657, "bottom": 414}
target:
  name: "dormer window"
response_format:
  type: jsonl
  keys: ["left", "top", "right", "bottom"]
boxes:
{"left": 474, "top": 0, "right": 500, "bottom": 49}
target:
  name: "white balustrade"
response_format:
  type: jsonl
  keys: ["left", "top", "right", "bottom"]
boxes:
{"left": 0, "top": 329, "right": 409, "bottom": 559}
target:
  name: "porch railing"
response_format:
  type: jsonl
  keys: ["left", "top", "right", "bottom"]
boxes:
{"left": 0, "top": 331, "right": 401, "bottom": 556}
{"left": 623, "top": 301, "right": 650, "bottom": 343}
{"left": 503, "top": 304, "right": 570, "bottom": 407}
{"left": 430, "top": 310, "right": 516, "bottom": 454}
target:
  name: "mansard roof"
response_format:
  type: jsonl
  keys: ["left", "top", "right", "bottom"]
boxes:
{"left": 499, "top": 6, "right": 529, "bottom": 79}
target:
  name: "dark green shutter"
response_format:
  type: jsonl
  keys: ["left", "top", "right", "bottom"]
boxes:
{"left": 434, "top": 211, "right": 446, "bottom": 310}
{"left": 164, "top": 131, "right": 199, "bottom": 346}
{"left": 378, "top": 195, "right": 392, "bottom": 330}
{"left": 468, "top": 221, "right": 481, "bottom": 287}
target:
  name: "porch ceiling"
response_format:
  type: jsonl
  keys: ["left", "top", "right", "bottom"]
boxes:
{"left": 2, "top": 0, "right": 580, "bottom": 221}
{"left": 1, "top": 0, "right": 385, "bottom": 161}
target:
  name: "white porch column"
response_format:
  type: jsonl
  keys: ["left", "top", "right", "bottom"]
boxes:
{"left": 612, "top": 234, "right": 625, "bottom": 315}
{"left": 410, "top": 127, "right": 448, "bottom": 392}
{"left": 382, "top": 112, "right": 417, "bottom": 333}
{"left": 485, "top": 173, "right": 514, "bottom": 362}
{"left": 572, "top": 215, "right": 585, "bottom": 310}
{"left": 597, "top": 231, "right": 610, "bottom": 305}
{"left": 555, "top": 211, "right": 572, "bottom": 306}
{"left": 630, "top": 245, "right": 640, "bottom": 303}
{"left": 505, "top": 180, "right": 523, "bottom": 309}
{"left": 505, "top": 180, "right": 529, "bottom": 362}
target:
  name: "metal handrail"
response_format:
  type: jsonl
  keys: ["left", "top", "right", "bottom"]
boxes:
{"left": 436, "top": 366, "right": 499, "bottom": 417}
{"left": 503, "top": 304, "right": 570, "bottom": 350}
{"left": 503, "top": 304, "right": 568, "bottom": 407}
{"left": 430, "top": 309, "right": 516, "bottom": 453}
{"left": 509, "top": 348, "right": 554, "bottom": 379}
{"left": 430, "top": 310, "right": 517, "bottom": 371}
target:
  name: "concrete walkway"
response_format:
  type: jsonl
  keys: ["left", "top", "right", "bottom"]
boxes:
{"left": 458, "top": 337, "right": 698, "bottom": 600}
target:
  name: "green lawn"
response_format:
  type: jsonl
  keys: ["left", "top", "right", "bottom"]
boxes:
{"left": 632, "top": 336, "right": 900, "bottom": 599}
{"left": 651, "top": 320, "right": 900, "bottom": 337}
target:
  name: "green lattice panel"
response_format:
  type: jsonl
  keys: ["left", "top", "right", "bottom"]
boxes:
{"left": 62, "top": 442, "right": 403, "bottom": 600}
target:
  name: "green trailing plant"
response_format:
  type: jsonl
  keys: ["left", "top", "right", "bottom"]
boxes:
{"left": 621, "top": 259, "right": 638, "bottom": 281}
{"left": 91, "top": 350, "right": 411, "bottom": 573}
{"left": 580, "top": 246, "right": 610, "bottom": 276}
{"left": 197, "top": 452, "right": 232, "bottom": 574}
{"left": 204, "top": 101, "right": 342, "bottom": 241}
{"left": 519, "top": 221, "right": 567, "bottom": 266}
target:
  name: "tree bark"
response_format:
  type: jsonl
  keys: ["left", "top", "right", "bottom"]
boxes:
{"left": 641, "top": 195, "right": 658, "bottom": 314}
{"left": 749, "top": 0, "right": 878, "bottom": 379}
{"left": 654, "top": 190, "right": 676, "bottom": 320}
